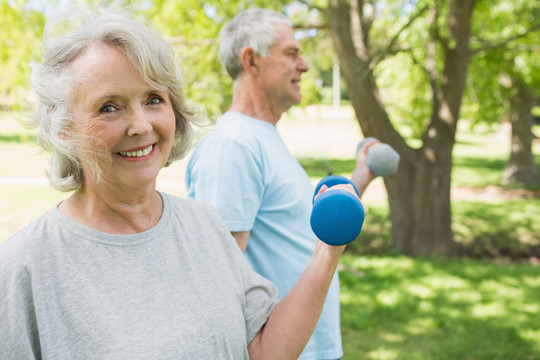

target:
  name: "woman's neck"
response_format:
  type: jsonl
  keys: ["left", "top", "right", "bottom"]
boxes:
{"left": 58, "top": 183, "right": 163, "bottom": 234}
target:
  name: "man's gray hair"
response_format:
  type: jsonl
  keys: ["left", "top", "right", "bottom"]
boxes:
{"left": 29, "top": 5, "right": 198, "bottom": 192}
{"left": 219, "top": 8, "right": 292, "bottom": 80}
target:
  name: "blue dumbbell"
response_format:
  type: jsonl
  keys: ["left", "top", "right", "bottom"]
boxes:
{"left": 310, "top": 175, "right": 365, "bottom": 246}
{"left": 357, "top": 137, "right": 400, "bottom": 176}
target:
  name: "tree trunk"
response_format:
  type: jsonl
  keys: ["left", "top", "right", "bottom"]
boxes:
{"left": 325, "top": 0, "right": 475, "bottom": 256}
{"left": 502, "top": 79, "right": 540, "bottom": 185}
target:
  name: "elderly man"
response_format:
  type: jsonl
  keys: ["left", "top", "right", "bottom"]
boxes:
{"left": 186, "top": 8, "right": 376, "bottom": 359}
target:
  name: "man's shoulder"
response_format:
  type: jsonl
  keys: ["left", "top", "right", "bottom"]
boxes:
{"left": 196, "top": 112, "right": 268, "bottom": 152}
{"left": 214, "top": 112, "right": 263, "bottom": 135}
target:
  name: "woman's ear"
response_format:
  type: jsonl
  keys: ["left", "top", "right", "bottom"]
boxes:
{"left": 240, "top": 47, "right": 259, "bottom": 76}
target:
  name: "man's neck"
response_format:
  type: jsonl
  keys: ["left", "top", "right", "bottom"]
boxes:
{"left": 229, "top": 80, "right": 284, "bottom": 126}
{"left": 229, "top": 103, "right": 282, "bottom": 126}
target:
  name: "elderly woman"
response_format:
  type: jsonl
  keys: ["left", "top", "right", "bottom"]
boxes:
{"left": 0, "top": 6, "right": 352, "bottom": 360}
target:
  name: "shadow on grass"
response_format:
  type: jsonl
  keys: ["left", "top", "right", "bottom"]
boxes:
{"left": 453, "top": 199, "right": 540, "bottom": 259}
{"left": 453, "top": 156, "right": 507, "bottom": 172}
{"left": 339, "top": 255, "right": 540, "bottom": 359}
{"left": 346, "top": 206, "right": 394, "bottom": 255}
{"left": 453, "top": 154, "right": 540, "bottom": 188}
{"left": 344, "top": 199, "right": 540, "bottom": 259}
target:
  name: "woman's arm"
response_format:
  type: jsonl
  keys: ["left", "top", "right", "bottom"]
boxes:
{"left": 248, "top": 240, "right": 345, "bottom": 359}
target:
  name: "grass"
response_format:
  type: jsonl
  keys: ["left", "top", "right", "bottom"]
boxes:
{"left": 1, "top": 108, "right": 540, "bottom": 359}
{"left": 339, "top": 254, "right": 540, "bottom": 359}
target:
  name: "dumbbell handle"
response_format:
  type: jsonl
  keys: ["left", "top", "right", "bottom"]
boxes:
{"left": 310, "top": 175, "right": 365, "bottom": 246}
{"left": 357, "top": 137, "right": 400, "bottom": 176}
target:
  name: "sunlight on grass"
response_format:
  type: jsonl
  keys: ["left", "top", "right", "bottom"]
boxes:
{"left": 471, "top": 302, "right": 506, "bottom": 318}
{"left": 367, "top": 349, "right": 398, "bottom": 360}
{"left": 375, "top": 290, "right": 400, "bottom": 307}
{"left": 405, "top": 283, "right": 432, "bottom": 299}
{"left": 524, "top": 276, "right": 540, "bottom": 287}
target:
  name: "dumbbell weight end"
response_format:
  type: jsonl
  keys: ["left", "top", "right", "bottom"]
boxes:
{"left": 357, "top": 137, "right": 400, "bottom": 177}
{"left": 310, "top": 175, "right": 365, "bottom": 246}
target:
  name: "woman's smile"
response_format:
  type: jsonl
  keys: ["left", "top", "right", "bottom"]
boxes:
{"left": 117, "top": 144, "right": 155, "bottom": 159}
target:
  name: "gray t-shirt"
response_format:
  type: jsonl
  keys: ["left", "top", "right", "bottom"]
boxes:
{"left": 0, "top": 192, "right": 278, "bottom": 359}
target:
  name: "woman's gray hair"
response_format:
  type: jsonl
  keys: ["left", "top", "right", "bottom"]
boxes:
{"left": 29, "top": 5, "right": 198, "bottom": 192}
{"left": 219, "top": 8, "right": 292, "bottom": 80}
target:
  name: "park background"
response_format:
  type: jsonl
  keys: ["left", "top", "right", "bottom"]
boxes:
{"left": 1, "top": 0, "right": 540, "bottom": 359}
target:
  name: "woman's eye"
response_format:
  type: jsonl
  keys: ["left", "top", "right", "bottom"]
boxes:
{"left": 100, "top": 104, "right": 116, "bottom": 113}
{"left": 148, "top": 96, "right": 162, "bottom": 105}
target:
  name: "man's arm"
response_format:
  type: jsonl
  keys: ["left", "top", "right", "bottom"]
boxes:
{"left": 231, "top": 231, "right": 250, "bottom": 252}
{"left": 351, "top": 139, "right": 378, "bottom": 196}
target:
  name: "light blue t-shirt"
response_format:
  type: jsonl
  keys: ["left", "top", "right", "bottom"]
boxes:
{"left": 186, "top": 111, "right": 343, "bottom": 360}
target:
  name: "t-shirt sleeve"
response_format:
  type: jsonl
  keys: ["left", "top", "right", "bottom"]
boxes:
{"left": 186, "top": 138, "right": 264, "bottom": 232}
{"left": 227, "top": 235, "right": 278, "bottom": 343}
{"left": 0, "top": 237, "right": 40, "bottom": 359}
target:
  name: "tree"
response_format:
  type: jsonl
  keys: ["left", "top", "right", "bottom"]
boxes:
{"left": 310, "top": 0, "right": 478, "bottom": 256}
{"left": 298, "top": 0, "right": 540, "bottom": 256}
{"left": 500, "top": 73, "right": 540, "bottom": 186}
{"left": 466, "top": 0, "right": 540, "bottom": 186}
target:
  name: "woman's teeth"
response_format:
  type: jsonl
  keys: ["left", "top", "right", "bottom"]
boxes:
{"left": 119, "top": 144, "right": 153, "bottom": 158}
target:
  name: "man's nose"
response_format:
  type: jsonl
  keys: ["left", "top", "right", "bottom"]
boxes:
{"left": 298, "top": 56, "right": 309, "bottom": 73}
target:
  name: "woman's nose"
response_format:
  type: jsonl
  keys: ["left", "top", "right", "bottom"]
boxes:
{"left": 127, "top": 107, "right": 152, "bottom": 136}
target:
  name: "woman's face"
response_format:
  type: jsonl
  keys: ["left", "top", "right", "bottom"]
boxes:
{"left": 69, "top": 43, "right": 176, "bottom": 191}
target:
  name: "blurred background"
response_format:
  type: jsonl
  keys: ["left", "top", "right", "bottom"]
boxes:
{"left": 1, "top": 0, "right": 539, "bottom": 358}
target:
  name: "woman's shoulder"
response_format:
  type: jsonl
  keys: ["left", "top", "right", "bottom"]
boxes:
{"left": 162, "top": 193, "right": 223, "bottom": 222}
{"left": 0, "top": 209, "right": 57, "bottom": 271}
{"left": 164, "top": 192, "right": 215, "bottom": 211}
{"left": 161, "top": 193, "right": 231, "bottom": 239}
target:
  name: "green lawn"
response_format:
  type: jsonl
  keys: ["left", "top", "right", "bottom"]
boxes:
{"left": 339, "top": 254, "right": 540, "bottom": 360}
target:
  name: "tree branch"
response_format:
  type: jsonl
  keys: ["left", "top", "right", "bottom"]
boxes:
{"left": 377, "top": 3, "right": 430, "bottom": 62}
{"left": 293, "top": 22, "right": 328, "bottom": 32}
{"left": 471, "top": 23, "right": 540, "bottom": 54}
{"left": 297, "top": 0, "right": 324, "bottom": 12}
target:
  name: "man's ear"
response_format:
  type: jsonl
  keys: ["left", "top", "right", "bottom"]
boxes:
{"left": 240, "top": 47, "right": 259, "bottom": 75}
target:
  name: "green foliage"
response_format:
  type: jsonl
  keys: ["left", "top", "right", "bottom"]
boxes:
{"left": 139, "top": 0, "right": 231, "bottom": 120}
{"left": 375, "top": 53, "right": 432, "bottom": 139}
{"left": 0, "top": 0, "right": 46, "bottom": 110}
{"left": 465, "top": 0, "right": 540, "bottom": 125}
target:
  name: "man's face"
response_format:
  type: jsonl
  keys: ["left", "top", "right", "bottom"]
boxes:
{"left": 256, "top": 23, "right": 309, "bottom": 113}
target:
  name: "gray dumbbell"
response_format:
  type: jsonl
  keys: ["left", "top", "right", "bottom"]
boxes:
{"left": 356, "top": 137, "right": 400, "bottom": 176}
